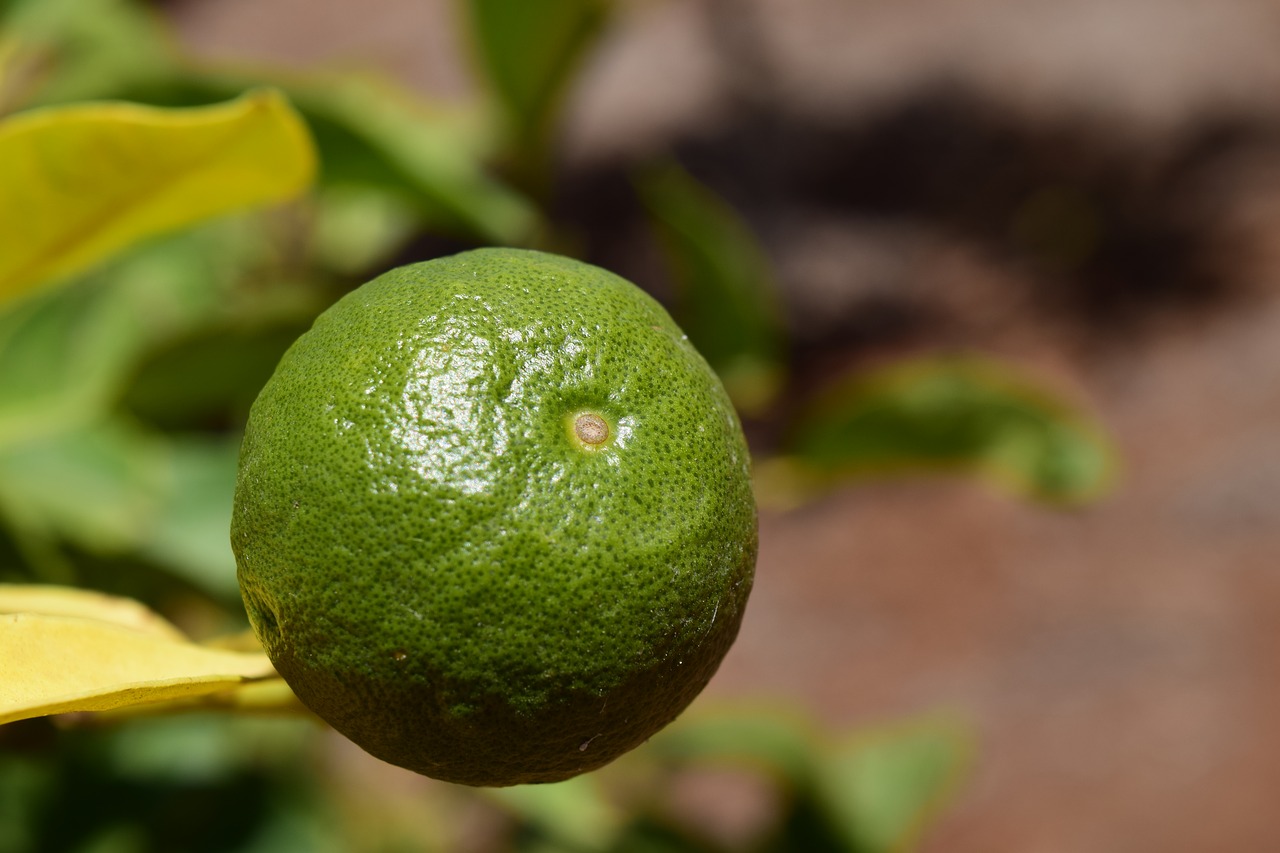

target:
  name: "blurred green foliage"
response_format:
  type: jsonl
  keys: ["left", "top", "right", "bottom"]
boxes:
{"left": 0, "top": 706, "right": 971, "bottom": 853}
{"left": 465, "top": 0, "right": 610, "bottom": 195}
{"left": 0, "top": 715, "right": 340, "bottom": 853}
{"left": 635, "top": 161, "right": 786, "bottom": 418}
{"left": 783, "top": 356, "right": 1115, "bottom": 506}
{"left": 0, "top": 0, "right": 1118, "bottom": 849}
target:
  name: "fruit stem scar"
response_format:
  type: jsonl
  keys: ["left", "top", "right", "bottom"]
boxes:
{"left": 574, "top": 412, "right": 609, "bottom": 446}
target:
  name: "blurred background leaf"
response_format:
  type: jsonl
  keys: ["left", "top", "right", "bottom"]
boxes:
{"left": 0, "top": 419, "right": 169, "bottom": 560}
{"left": 134, "top": 436, "right": 243, "bottom": 599}
{"left": 647, "top": 705, "right": 819, "bottom": 787}
{"left": 0, "top": 89, "right": 315, "bottom": 303}
{"left": 464, "top": 0, "right": 612, "bottom": 194}
{"left": 0, "top": 0, "right": 177, "bottom": 112}
{"left": 0, "top": 215, "right": 314, "bottom": 596}
{"left": 0, "top": 713, "right": 338, "bottom": 853}
{"left": 2, "top": 0, "right": 538, "bottom": 248}
{"left": 119, "top": 325, "right": 310, "bottom": 433}
{"left": 777, "top": 356, "right": 1116, "bottom": 507}
{"left": 276, "top": 74, "right": 540, "bottom": 245}
{"left": 635, "top": 161, "right": 786, "bottom": 418}
{"left": 0, "top": 271, "right": 154, "bottom": 447}
{"left": 486, "top": 774, "right": 622, "bottom": 852}
{"left": 159, "top": 71, "right": 542, "bottom": 248}
{"left": 0, "top": 212, "right": 306, "bottom": 442}
{"left": 813, "top": 717, "right": 973, "bottom": 853}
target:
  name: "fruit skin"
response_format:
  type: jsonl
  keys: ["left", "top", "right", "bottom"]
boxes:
{"left": 232, "top": 248, "right": 756, "bottom": 786}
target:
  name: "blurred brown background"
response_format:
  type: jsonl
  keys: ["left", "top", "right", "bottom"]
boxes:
{"left": 168, "top": 0, "right": 1280, "bottom": 849}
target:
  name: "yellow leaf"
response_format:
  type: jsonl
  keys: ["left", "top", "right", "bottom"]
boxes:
{"left": 0, "top": 612, "right": 277, "bottom": 725}
{"left": 0, "top": 583, "right": 186, "bottom": 641}
{"left": 0, "top": 88, "right": 316, "bottom": 304}
{"left": 92, "top": 677, "right": 313, "bottom": 721}
{"left": 201, "top": 627, "right": 268, "bottom": 652}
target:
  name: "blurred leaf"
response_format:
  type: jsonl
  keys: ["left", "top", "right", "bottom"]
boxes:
{"left": 649, "top": 705, "right": 819, "bottom": 785}
{"left": 488, "top": 775, "right": 621, "bottom": 851}
{"left": 0, "top": 88, "right": 316, "bottom": 303}
{"left": 0, "top": 0, "right": 178, "bottom": 111}
{"left": 0, "top": 611, "right": 275, "bottom": 725}
{"left": 813, "top": 716, "right": 972, "bottom": 853}
{"left": 5, "top": 0, "right": 538, "bottom": 246}
{"left": 285, "top": 73, "right": 539, "bottom": 245}
{"left": 635, "top": 161, "right": 785, "bottom": 416}
{"left": 92, "top": 678, "right": 311, "bottom": 721}
{"left": 310, "top": 185, "right": 422, "bottom": 276}
{"left": 120, "top": 323, "right": 307, "bottom": 432}
{"left": 783, "top": 356, "right": 1116, "bottom": 506}
{"left": 464, "top": 0, "right": 610, "bottom": 150}
{"left": 100, "top": 713, "right": 312, "bottom": 783}
{"left": 0, "top": 217, "right": 294, "bottom": 595}
{"left": 0, "top": 213, "right": 297, "bottom": 447}
{"left": 128, "top": 70, "right": 543, "bottom": 242}
{"left": 136, "top": 436, "right": 241, "bottom": 598}
{"left": 772, "top": 794, "right": 855, "bottom": 853}
{"left": 0, "top": 419, "right": 242, "bottom": 597}
{"left": 0, "top": 419, "right": 167, "bottom": 554}
{"left": 590, "top": 817, "right": 707, "bottom": 853}
{"left": 0, "top": 751, "right": 52, "bottom": 853}
{"left": 0, "top": 583, "right": 185, "bottom": 641}
{"left": 136, "top": 71, "right": 541, "bottom": 246}
{"left": 0, "top": 271, "right": 148, "bottom": 446}
{"left": 1, "top": 713, "right": 335, "bottom": 853}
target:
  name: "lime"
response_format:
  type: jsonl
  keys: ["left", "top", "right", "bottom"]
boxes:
{"left": 231, "top": 248, "right": 757, "bottom": 786}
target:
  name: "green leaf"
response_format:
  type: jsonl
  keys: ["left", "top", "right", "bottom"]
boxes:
{"left": 464, "top": 0, "right": 610, "bottom": 148}
{"left": 0, "top": 270, "right": 143, "bottom": 447}
{"left": 782, "top": 356, "right": 1116, "bottom": 506}
{"left": 118, "top": 71, "right": 542, "bottom": 245}
{"left": 635, "top": 161, "right": 786, "bottom": 416}
{"left": 0, "top": 419, "right": 242, "bottom": 598}
{"left": 0, "top": 216, "right": 285, "bottom": 448}
{"left": 0, "top": 418, "right": 167, "bottom": 555}
{"left": 0, "top": 0, "right": 178, "bottom": 111}
{"left": 210, "top": 74, "right": 547, "bottom": 258}
{"left": 649, "top": 705, "right": 819, "bottom": 785}
{"left": 813, "top": 716, "right": 973, "bottom": 853}
{"left": 97, "top": 714, "right": 307, "bottom": 783}
{"left": 487, "top": 775, "right": 621, "bottom": 850}
{"left": 0, "top": 213, "right": 301, "bottom": 595}
{"left": 0, "top": 88, "right": 316, "bottom": 304}
{"left": 136, "top": 436, "right": 241, "bottom": 599}
{"left": 309, "top": 185, "right": 421, "bottom": 276}
{"left": 281, "top": 74, "right": 539, "bottom": 244}
{"left": 0, "top": 750, "right": 51, "bottom": 853}
{"left": 120, "top": 322, "right": 310, "bottom": 432}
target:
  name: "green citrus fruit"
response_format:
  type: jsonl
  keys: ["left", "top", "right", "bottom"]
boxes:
{"left": 231, "top": 248, "right": 757, "bottom": 786}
